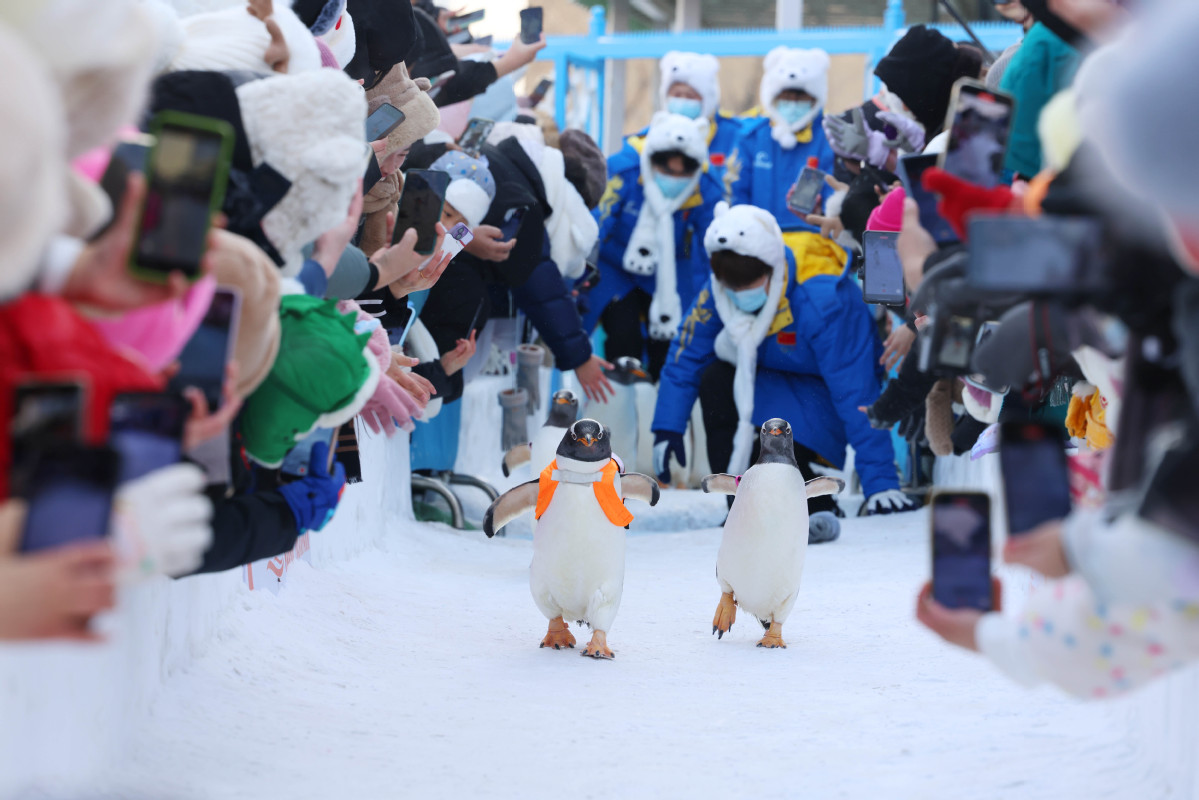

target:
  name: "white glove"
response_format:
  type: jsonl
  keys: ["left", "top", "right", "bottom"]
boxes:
{"left": 876, "top": 110, "right": 926, "bottom": 154}
{"left": 112, "top": 464, "right": 213, "bottom": 582}
{"left": 860, "top": 489, "right": 920, "bottom": 516}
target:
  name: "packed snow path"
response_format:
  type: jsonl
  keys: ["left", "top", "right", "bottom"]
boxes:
{"left": 113, "top": 494, "right": 1162, "bottom": 799}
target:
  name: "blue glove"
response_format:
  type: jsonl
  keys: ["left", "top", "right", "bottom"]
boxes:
{"left": 279, "top": 441, "right": 347, "bottom": 532}
{"left": 652, "top": 430, "right": 686, "bottom": 485}
{"left": 859, "top": 489, "right": 920, "bottom": 516}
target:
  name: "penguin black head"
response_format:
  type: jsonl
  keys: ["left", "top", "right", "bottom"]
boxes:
{"left": 756, "top": 418, "right": 799, "bottom": 467}
{"left": 544, "top": 390, "right": 579, "bottom": 428}
{"left": 605, "top": 357, "right": 653, "bottom": 386}
{"left": 556, "top": 419, "right": 612, "bottom": 464}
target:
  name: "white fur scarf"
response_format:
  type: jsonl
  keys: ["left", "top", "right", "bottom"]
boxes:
{"left": 539, "top": 146, "right": 598, "bottom": 281}
{"left": 709, "top": 263, "right": 787, "bottom": 475}
{"left": 622, "top": 151, "right": 701, "bottom": 341}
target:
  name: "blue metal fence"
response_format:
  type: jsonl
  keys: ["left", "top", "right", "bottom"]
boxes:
{"left": 526, "top": 0, "right": 1022, "bottom": 145}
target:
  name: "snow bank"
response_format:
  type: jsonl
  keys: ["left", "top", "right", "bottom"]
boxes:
{"left": 0, "top": 426, "right": 411, "bottom": 798}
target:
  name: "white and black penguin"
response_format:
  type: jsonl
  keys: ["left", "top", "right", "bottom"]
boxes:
{"left": 501, "top": 390, "right": 580, "bottom": 477}
{"left": 484, "top": 419, "right": 660, "bottom": 659}
{"left": 586, "top": 357, "right": 652, "bottom": 468}
{"left": 701, "top": 419, "right": 844, "bottom": 648}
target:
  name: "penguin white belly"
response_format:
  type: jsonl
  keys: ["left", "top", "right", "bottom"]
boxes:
{"left": 530, "top": 483, "right": 627, "bottom": 631}
{"left": 531, "top": 426, "right": 567, "bottom": 475}
{"left": 716, "top": 464, "right": 810, "bottom": 624}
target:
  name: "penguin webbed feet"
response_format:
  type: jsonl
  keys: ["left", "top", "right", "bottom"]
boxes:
{"left": 712, "top": 592, "right": 737, "bottom": 640}
{"left": 540, "top": 617, "right": 577, "bottom": 650}
{"left": 756, "top": 622, "right": 787, "bottom": 649}
{"left": 580, "top": 630, "right": 614, "bottom": 659}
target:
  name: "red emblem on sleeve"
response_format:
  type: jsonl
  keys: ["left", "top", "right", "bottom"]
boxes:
{"left": 777, "top": 331, "right": 796, "bottom": 346}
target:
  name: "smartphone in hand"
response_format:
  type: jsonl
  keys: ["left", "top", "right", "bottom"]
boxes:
{"left": 20, "top": 444, "right": 120, "bottom": 553}
{"left": 280, "top": 427, "right": 337, "bottom": 480}
{"left": 896, "top": 153, "right": 958, "bottom": 245}
{"left": 939, "top": 79, "right": 1015, "bottom": 190}
{"left": 861, "top": 231, "right": 905, "bottom": 306}
{"left": 131, "top": 111, "right": 234, "bottom": 283}
{"left": 109, "top": 392, "right": 190, "bottom": 484}
{"left": 366, "top": 102, "right": 406, "bottom": 142}
{"left": 447, "top": 8, "right": 485, "bottom": 31}
{"left": 787, "top": 165, "right": 825, "bottom": 217}
{"left": 10, "top": 381, "right": 86, "bottom": 498}
{"left": 457, "top": 118, "right": 496, "bottom": 158}
{"left": 931, "top": 491, "right": 994, "bottom": 611}
{"left": 966, "top": 214, "right": 1108, "bottom": 295}
{"left": 393, "top": 169, "right": 450, "bottom": 254}
{"left": 520, "top": 7, "right": 543, "bottom": 44}
{"left": 168, "top": 288, "right": 242, "bottom": 410}
{"left": 528, "top": 78, "right": 553, "bottom": 107}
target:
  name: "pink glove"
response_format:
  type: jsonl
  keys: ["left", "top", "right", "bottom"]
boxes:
{"left": 360, "top": 374, "right": 423, "bottom": 436}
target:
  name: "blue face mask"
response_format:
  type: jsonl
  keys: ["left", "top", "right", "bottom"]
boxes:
{"left": 724, "top": 284, "right": 769, "bottom": 313}
{"left": 666, "top": 97, "right": 704, "bottom": 120}
{"left": 653, "top": 171, "right": 694, "bottom": 200}
{"left": 775, "top": 99, "right": 814, "bottom": 127}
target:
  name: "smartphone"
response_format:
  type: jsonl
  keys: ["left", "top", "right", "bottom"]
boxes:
{"left": 861, "top": 231, "right": 905, "bottom": 306}
{"left": 528, "top": 78, "right": 553, "bottom": 107}
{"left": 999, "top": 422, "right": 1072, "bottom": 537}
{"left": 967, "top": 215, "right": 1109, "bottom": 294}
{"left": 499, "top": 205, "right": 528, "bottom": 241}
{"left": 426, "top": 69, "right": 457, "bottom": 101}
{"left": 457, "top": 118, "right": 496, "bottom": 158}
{"left": 363, "top": 151, "right": 384, "bottom": 194}
{"left": 1139, "top": 437, "right": 1199, "bottom": 545}
{"left": 131, "top": 111, "right": 234, "bottom": 283}
{"left": 466, "top": 299, "right": 485, "bottom": 338}
{"left": 19, "top": 444, "right": 120, "bottom": 553}
{"left": 896, "top": 154, "right": 958, "bottom": 245}
{"left": 939, "top": 80, "right": 1015, "bottom": 190}
{"left": 393, "top": 169, "right": 450, "bottom": 254}
{"left": 280, "top": 426, "right": 336, "bottom": 479}
{"left": 446, "top": 28, "right": 473, "bottom": 45}
{"left": 448, "top": 8, "right": 485, "bottom": 30}
{"left": 109, "top": 392, "right": 189, "bottom": 484}
{"left": 10, "top": 381, "right": 86, "bottom": 497}
{"left": 168, "top": 288, "right": 242, "bottom": 410}
{"left": 474, "top": 34, "right": 494, "bottom": 47}
{"left": 441, "top": 221, "right": 475, "bottom": 259}
{"left": 520, "top": 7, "right": 543, "bottom": 44}
{"left": 787, "top": 166, "right": 826, "bottom": 216}
{"left": 365, "top": 102, "right": 406, "bottom": 142}
{"left": 95, "top": 135, "right": 155, "bottom": 237}
{"left": 934, "top": 313, "right": 980, "bottom": 374}
{"left": 931, "top": 491, "right": 993, "bottom": 611}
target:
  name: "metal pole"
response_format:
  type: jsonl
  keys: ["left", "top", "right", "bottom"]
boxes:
{"left": 776, "top": 0, "right": 803, "bottom": 30}
{"left": 603, "top": 0, "right": 630, "bottom": 155}
{"left": 937, "top": 0, "right": 996, "bottom": 63}
{"left": 674, "top": 0, "right": 702, "bottom": 32}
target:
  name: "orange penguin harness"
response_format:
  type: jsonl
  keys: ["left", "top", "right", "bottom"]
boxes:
{"left": 535, "top": 459, "right": 634, "bottom": 527}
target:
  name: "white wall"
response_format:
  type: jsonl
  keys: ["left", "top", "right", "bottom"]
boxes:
{"left": 0, "top": 425, "right": 410, "bottom": 798}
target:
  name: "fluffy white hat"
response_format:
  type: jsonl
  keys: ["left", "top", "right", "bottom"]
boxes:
{"left": 703, "top": 201, "right": 787, "bottom": 273}
{"left": 659, "top": 51, "right": 721, "bottom": 121}
{"left": 0, "top": 22, "right": 68, "bottom": 301}
{"left": 236, "top": 68, "right": 369, "bottom": 275}
{"left": 152, "top": 0, "right": 322, "bottom": 74}
{"left": 759, "top": 46, "right": 830, "bottom": 148}
{"left": 432, "top": 151, "right": 497, "bottom": 230}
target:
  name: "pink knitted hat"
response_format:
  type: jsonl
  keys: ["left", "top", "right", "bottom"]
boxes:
{"left": 867, "top": 186, "right": 906, "bottom": 233}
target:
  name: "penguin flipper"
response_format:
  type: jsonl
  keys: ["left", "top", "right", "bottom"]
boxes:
{"left": 619, "top": 473, "right": 661, "bottom": 506}
{"left": 501, "top": 444, "right": 532, "bottom": 478}
{"left": 701, "top": 474, "right": 739, "bottom": 496}
{"left": 805, "top": 476, "right": 845, "bottom": 499}
{"left": 483, "top": 480, "right": 539, "bottom": 538}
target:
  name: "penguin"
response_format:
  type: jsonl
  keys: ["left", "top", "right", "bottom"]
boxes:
{"left": 701, "top": 418, "right": 844, "bottom": 649}
{"left": 501, "top": 390, "right": 580, "bottom": 477}
{"left": 586, "top": 357, "right": 652, "bottom": 467}
{"left": 484, "top": 419, "right": 661, "bottom": 659}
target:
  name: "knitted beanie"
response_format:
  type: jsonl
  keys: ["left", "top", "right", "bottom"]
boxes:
{"left": 874, "top": 26, "right": 961, "bottom": 136}
{"left": 0, "top": 22, "right": 68, "bottom": 302}
{"left": 866, "top": 187, "right": 906, "bottom": 233}
{"left": 236, "top": 68, "right": 369, "bottom": 275}
{"left": 240, "top": 294, "right": 379, "bottom": 467}
{"left": 431, "top": 151, "right": 496, "bottom": 229}
{"left": 559, "top": 129, "right": 607, "bottom": 210}
{"left": 365, "top": 61, "right": 439, "bottom": 158}
{"left": 659, "top": 51, "right": 721, "bottom": 121}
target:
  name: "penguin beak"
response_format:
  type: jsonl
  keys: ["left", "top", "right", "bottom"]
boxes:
{"left": 770, "top": 427, "right": 782, "bottom": 436}
{"left": 581, "top": 435, "right": 596, "bottom": 447}
{"left": 556, "top": 397, "right": 570, "bottom": 405}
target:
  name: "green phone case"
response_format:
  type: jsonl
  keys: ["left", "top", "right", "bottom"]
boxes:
{"left": 129, "top": 110, "right": 235, "bottom": 284}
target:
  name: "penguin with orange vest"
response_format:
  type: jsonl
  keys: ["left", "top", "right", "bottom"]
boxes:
{"left": 484, "top": 419, "right": 660, "bottom": 659}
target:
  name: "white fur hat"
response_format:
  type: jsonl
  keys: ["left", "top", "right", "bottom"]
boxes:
{"left": 432, "top": 151, "right": 496, "bottom": 230}
{"left": 703, "top": 202, "right": 787, "bottom": 275}
{"left": 236, "top": 68, "right": 369, "bottom": 274}
{"left": 759, "top": 46, "right": 830, "bottom": 145}
{"left": 151, "top": 0, "right": 322, "bottom": 74}
{"left": 659, "top": 51, "right": 721, "bottom": 121}
{"left": 642, "top": 110, "right": 710, "bottom": 166}
{"left": 0, "top": 22, "right": 68, "bottom": 301}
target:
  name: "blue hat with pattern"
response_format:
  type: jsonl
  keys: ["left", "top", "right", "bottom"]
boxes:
{"left": 431, "top": 151, "right": 496, "bottom": 228}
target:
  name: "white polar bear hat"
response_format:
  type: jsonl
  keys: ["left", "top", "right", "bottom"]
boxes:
{"left": 703, "top": 201, "right": 787, "bottom": 274}
{"left": 659, "top": 51, "right": 722, "bottom": 122}
{"left": 759, "top": 46, "right": 830, "bottom": 140}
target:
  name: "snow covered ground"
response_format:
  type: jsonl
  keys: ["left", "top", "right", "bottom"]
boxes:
{"left": 101, "top": 497, "right": 1165, "bottom": 799}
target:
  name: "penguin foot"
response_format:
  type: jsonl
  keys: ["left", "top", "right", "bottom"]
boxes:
{"left": 712, "top": 592, "right": 737, "bottom": 639}
{"left": 580, "top": 630, "right": 614, "bottom": 660}
{"left": 540, "top": 617, "right": 576, "bottom": 650}
{"left": 756, "top": 622, "right": 787, "bottom": 649}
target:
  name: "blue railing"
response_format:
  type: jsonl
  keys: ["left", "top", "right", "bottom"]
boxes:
{"left": 514, "top": 0, "right": 1023, "bottom": 146}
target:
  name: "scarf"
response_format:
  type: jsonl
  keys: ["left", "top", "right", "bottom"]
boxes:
{"left": 535, "top": 458, "right": 633, "bottom": 527}
{"left": 709, "top": 263, "right": 788, "bottom": 475}
{"left": 539, "top": 146, "right": 599, "bottom": 280}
